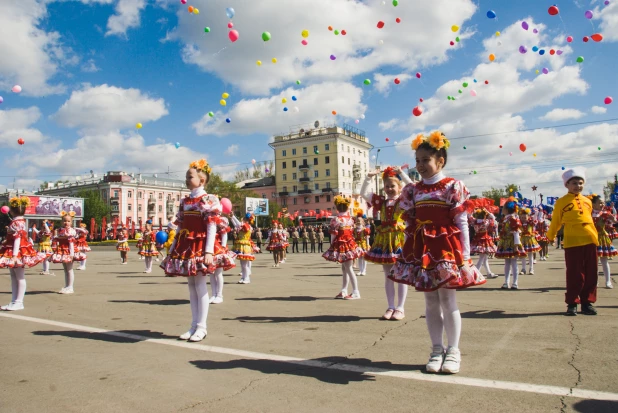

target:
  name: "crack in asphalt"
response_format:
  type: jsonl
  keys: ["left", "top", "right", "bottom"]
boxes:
{"left": 560, "top": 320, "right": 583, "bottom": 413}
{"left": 346, "top": 315, "right": 421, "bottom": 360}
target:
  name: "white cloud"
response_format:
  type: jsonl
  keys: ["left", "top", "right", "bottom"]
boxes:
{"left": 597, "top": 2, "right": 618, "bottom": 42}
{"left": 224, "top": 144, "right": 239, "bottom": 156}
{"left": 193, "top": 81, "right": 367, "bottom": 137}
{"left": 171, "top": 0, "right": 477, "bottom": 95}
{"left": 539, "top": 108, "right": 586, "bottom": 122}
{"left": 0, "top": 107, "right": 47, "bottom": 147}
{"left": 81, "top": 58, "right": 100, "bottom": 72}
{"left": 373, "top": 73, "right": 413, "bottom": 94}
{"left": 0, "top": 0, "right": 71, "bottom": 96}
{"left": 52, "top": 84, "right": 168, "bottom": 132}
{"left": 591, "top": 105, "right": 607, "bottom": 114}
{"left": 106, "top": 0, "right": 146, "bottom": 37}
{"left": 378, "top": 118, "right": 402, "bottom": 131}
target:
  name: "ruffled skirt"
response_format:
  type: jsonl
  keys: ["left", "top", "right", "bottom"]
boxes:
{"left": 495, "top": 236, "right": 527, "bottom": 259}
{"left": 116, "top": 241, "right": 130, "bottom": 251}
{"left": 139, "top": 242, "right": 159, "bottom": 257}
{"left": 470, "top": 233, "right": 496, "bottom": 254}
{"left": 51, "top": 244, "right": 86, "bottom": 263}
{"left": 364, "top": 228, "right": 403, "bottom": 264}
{"left": 233, "top": 240, "right": 256, "bottom": 261}
{"left": 322, "top": 235, "right": 365, "bottom": 263}
{"left": 521, "top": 235, "right": 541, "bottom": 253}
{"left": 0, "top": 245, "right": 46, "bottom": 268}
{"left": 598, "top": 234, "right": 618, "bottom": 257}
{"left": 38, "top": 243, "right": 54, "bottom": 257}
{"left": 75, "top": 239, "right": 91, "bottom": 252}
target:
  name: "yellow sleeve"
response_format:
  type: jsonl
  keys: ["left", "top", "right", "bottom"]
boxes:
{"left": 546, "top": 199, "right": 564, "bottom": 241}
{"left": 163, "top": 230, "right": 176, "bottom": 248}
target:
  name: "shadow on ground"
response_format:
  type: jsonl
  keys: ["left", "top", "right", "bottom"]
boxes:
{"left": 32, "top": 329, "right": 177, "bottom": 343}
{"left": 461, "top": 310, "right": 564, "bottom": 319}
{"left": 572, "top": 399, "right": 618, "bottom": 413}
{"left": 109, "top": 299, "right": 189, "bottom": 306}
{"left": 235, "top": 296, "right": 328, "bottom": 302}
{"left": 223, "top": 315, "right": 375, "bottom": 323}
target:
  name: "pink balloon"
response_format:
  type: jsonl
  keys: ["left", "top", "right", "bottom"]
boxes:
{"left": 220, "top": 198, "right": 233, "bottom": 214}
{"left": 12, "top": 85, "right": 21, "bottom": 93}
{"left": 605, "top": 96, "right": 613, "bottom": 105}
{"left": 470, "top": 90, "right": 477, "bottom": 97}
{"left": 180, "top": 0, "right": 186, "bottom": 3}
{"left": 415, "top": 72, "right": 421, "bottom": 79}
{"left": 1, "top": 206, "right": 9, "bottom": 214}
{"left": 228, "top": 30, "right": 239, "bottom": 43}
{"left": 227, "top": 22, "right": 234, "bottom": 29}
{"left": 355, "top": 119, "right": 359, "bottom": 124}
{"left": 301, "top": 39, "right": 308, "bottom": 45}
{"left": 566, "top": 36, "right": 573, "bottom": 43}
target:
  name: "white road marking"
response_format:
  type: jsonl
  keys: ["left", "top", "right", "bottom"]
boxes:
{"left": 1, "top": 312, "right": 617, "bottom": 401}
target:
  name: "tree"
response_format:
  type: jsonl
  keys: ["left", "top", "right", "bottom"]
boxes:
{"left": 205, "top": 173, "right": 259, "bottom": 216}
{"left": 481, "top": 183, "right": 519, "bottom": 206}
{"left": 76, "top": 189, "right": 110, "bottom": 226}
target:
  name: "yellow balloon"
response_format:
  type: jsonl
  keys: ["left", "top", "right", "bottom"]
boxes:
{"left": 193, "top": 8, "right": 199, "bottom": 14}
{"left": 488, "top": 53, "right": 495, "bottom": 62}
{"left": 136, "top": 123, "right": 142, "bottom": 129}
{"left": 495, "top": 31, "right": 500, "bottom": 37}
{"left": 301, "top": 29, "right": 309, "bottom": 38}
{"left": 535, "top": 69, "right": 540, "bottom": 74}
{"left": 282, "top": 98, "right": 287, "bottom": 103}
{"left": 451, "top": 25, "right": 459, "bottom": 32}
{"left": 256, "top": 60, "right": 262, "bottom": 66}
{"left": 271, "top": 57, "right": 277, "bottom": 64}
{"left": 220, "top": 99, "right": 227, "bottom": 106}
{"left": 533, "top": 153, "right": 537, "bottom": 157}
{"left": 222, "top": 92, "right": 229, "bottom": 99}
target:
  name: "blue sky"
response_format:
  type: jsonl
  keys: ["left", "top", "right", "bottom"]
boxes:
{"left": 1, "top": 0, "right": 617, "bottom": 200}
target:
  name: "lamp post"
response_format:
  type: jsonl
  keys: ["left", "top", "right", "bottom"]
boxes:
{"left": 531, "top": 185, "right": 538, "bottom": 206}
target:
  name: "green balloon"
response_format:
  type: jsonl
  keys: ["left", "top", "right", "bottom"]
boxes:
{"left": 576, "top": 56, "right": 584, "bottom": 63}
{"left": 296, "top": 80, "right": 301, "bottom": 85}
{"left": 334, "top": 30, "right": 339, "bottom": 35}
{"left": 463, "top": 146, "right": 467, "bottom": 150}
{"left": 314, "top": 150, "right": 319, "bottom": 154}
{"left": 447, "top": 96, "right": 452, "bottom": 100}
{"left": 473, "top": 171, "right": 477, "bottom": 174}
{"left": 262, "top": 31, "right": 271, "bottom": 42}
{"left": 458, "top": 89, "right": 462, "bottom": 93}
{"left": 363, "top": 79, "right": 371, "bottom": 85}
{"left": 452, "top": 97, "right": 456, "bottom": 100}
{"left": 598, "top": 147, "right": 601, "bottom": 150}
{"left": 204, "top": 27, "right": 210, "bottom": 33}
{"left": 456, "top": 36, "right": 460, "bottom": 42}
{"left": 462, "top": 82, "right": 468, "bottom": 87}
{"left": 208, "top": 111, "right": 214, "bottom": 117}
{"left": 392, "top": 0, "right": 398, "bottom": 6}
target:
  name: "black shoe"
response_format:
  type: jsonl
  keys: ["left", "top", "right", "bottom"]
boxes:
{"left": 565, "top": 305, "right": 577, "bottom": 316}
{"left": 581, "top": 304, "right": 597, "bottom": 315}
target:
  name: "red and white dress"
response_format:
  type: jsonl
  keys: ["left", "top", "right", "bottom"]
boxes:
{"left": 495, "top": 214, "right": 526, "bottom": 259}
{"left": 161, "top": 192, "right": 221, "bottom": 277}
{"left": 75, "top": 228, "right": 91, "bottom": 253}
{"left": 138, "top": 230, "right": 159, "bottom": 257}
{"left": 520, "top": 220, "right": 541, "bottom": 253}
{"left": 535, "top": 219, "right": 550, "bottom": 243}
{"left": 470, "top": 216, "right": 497, "bottom": 255}
{"left": 593, "top": 210, "right": 617, "bottom": 257}
{"left": 51, "top": 227, "right": 86, "bottom": 263}
{"left": 322, "top": 213, "right": 365, "bottom": 263}
{"left": 389, "top": 176, "right": 485, "bottom": 291}
{"left": 266, "top": 228, "right": 285, "bottom": 251}
{"left": 214, "top": 215, "right": 236, "bottom": 270}
{"left": 0, "top": 217, "right": 46, "bottom": 268}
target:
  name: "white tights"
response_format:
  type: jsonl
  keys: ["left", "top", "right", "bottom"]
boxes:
{"left": 42, "top": 259, "right": 50, "bottom": 273}
{"left": 145, "top": 257, "right": 153, "bottom": 271}
{"left": 340, "top": 261, "right": 359, "bottom": 294}
{"left": 187, "top": 276, "right": 209, "bottom": 331}
{"left": 600, "top": 257, "right": 612, "bottom": 285}
{"left": 503, "top": 258, "right": 519, "bottom": 286}
{"left": 520, "top": 253, "right": 534, "bottom": 273}
{"left": 358, "top": 257, "right": 367, "bottom": 274}
{"left": 424, "top": 288, "right": 461, "bottom": 349}
{"left": 383, "top": 264, "right": 408, "bottom": 311}
{"left": 9, "top": 268, "right": 26, "bottom": 304}
{"left": 476, "top": 254, "right": 493, "bottom": 275}
{"left": 62, "top": 262, "right": 75, "bottom": 289}
{"left": 209, "top": 268, "right": 224, "bottom": 298}
{"left": 240, "top": 260, "right": 252, "bottom": 282}
{"left": 79, "top": 259, "right": 87, "bottom": 270}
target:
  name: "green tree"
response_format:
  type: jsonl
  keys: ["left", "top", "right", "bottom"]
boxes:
{"left": 76, "top": 189, "right": 110, "bottom": 226}
{"left": 205, "top": 173, "right": 259, "bottom": 216}
{"left": 481, "top": 183, "right": 519, "bottom": 206}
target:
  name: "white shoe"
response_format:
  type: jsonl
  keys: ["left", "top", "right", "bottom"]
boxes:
{"left": 519, "top": 270, "right": 525, "bottom": 275}
{"left": 212, "top": 296, "right": 223, "bottom": 304}
{"left": 1, "top": 301, "right": 24, "bottom": 311}
{"left": 189, "top": 329, "right": 207, "bottom": 342}
{"left": 607, "top": 283, "right": 614, "bottom": 289}
{"left": 179, "top": 327, "right": 197, "bottom": 340}
{"left": 425, "top": 345, "right": 444, "bottom": 373}
{"left": 243, "top": 278, "right": 251, "bottom": 284}
{"left": 344, "top": 292, "right": 361, "bottom": 300}
{"left": 486, "top": 273, "right": 498, "bottom": 279}
{"left": 208, "top": 296, "right": 216, "bottom": 303}
{"left": 528, "top": 270, "right": 534, "bottom": 275}
{"left": 533, "top": 260, "right": 537, "bottom": 264}
{"left": 441, "top": 347, "right": 461, "bottom": 374}
{"left": 155, "top": 259, "right": 160, "bottom": 262}
{"left": 122, "top": 262, "right": 128, "bottom": 265}
{"left": 58, "top": 287, "right": 74, "bottom": 294}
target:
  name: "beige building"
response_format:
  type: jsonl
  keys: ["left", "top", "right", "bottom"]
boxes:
{"left": 269, "top": 122, "right": 373, "bottom": 215}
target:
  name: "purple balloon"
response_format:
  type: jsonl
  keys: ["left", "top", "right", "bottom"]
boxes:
{"left": 533, "top": 28, "right": 539, "bottom": 34}
{"left": 556, "top": 50, "right": 563, "bottom": 55}
{"left": 542, "top": 68, "right": 549, "bottom": 74}
{"left": 519, "top": 45, "right": 528, "bottom": 54}
{"left": 521, "top": 21, "right": 529, "bottom": 30}
{"left": 0, "top": 96, "right": 3, "bottom": 104}
{"left": 585, "top": 10, "right": 593, "bottom": 19}
{"left": 330, "top": 54, "right": 336, "bottom": 60}
{"left": 605, "top": 1, "right": 610, "bottom": 5}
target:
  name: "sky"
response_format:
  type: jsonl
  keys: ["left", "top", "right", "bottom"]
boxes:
{"left": 1, "top": 0, "right": 617, "bottom": 202}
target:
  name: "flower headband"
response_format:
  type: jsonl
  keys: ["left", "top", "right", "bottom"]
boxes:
{"left": 519, "top": 208, "right": 531, "bottom": 215}
{"left": 381, "top": 166, "right": 402, "bottom": 181}
{"left": 9, "top": 196, "right": 31, "bottom": 208}
{"left": 411, "top": 131, "right": 451, "bottom": 151}
{"left": 334, "top": 195, "right": 351, "bottom": 207}
{"left": 244, "top": 212, "right": 255, "bottom": 225}
{"left": 189, "top": 159, "right": 212, "bottom": 175}
{"left": 60, "top": 211, "right": 76, "bottom": 217}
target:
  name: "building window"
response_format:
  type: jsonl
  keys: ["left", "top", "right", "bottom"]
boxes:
{"left": 138, "top": 204, "right": 142, "bottom": 212}
{"left": 292, "top": 173, "right": 297, "bottom": 179}
{"left": 158, "top": 205, "right": 162, "bottom": 212}
{"left": 138, "top": 192, "right": 142, "bottom": 199}
{"left": 326, "top": 169, "right": 331, "bottom": 176}
{"left": 282, "top": 161, "right": 287, "bottom": 169}
{"left": 353, "top": 148, "right": 356, "bottom": 154}
{"left": 114, "top": 190, "right": 119, "bottom": 198}
{"left": 341, "top": 156, "right": 344, "bottom": 163}
{"left": 313, "top": 158, "right": 318, "bottom": 165}
{"left": 303, "top": 147, "right": 307, "bottom": 154}
{"left": 326, "top": 182, "right": 331, "bottom": 188}
{"left": 261, "top": 193, "right": 266, "bottom": 199}
{"left": 283, "top": 174, "right": 287, "bottom": 181}
{"left": 282, "top": 149, "right": 287, "bottom": 156}
{"left": 304, "top": 184, "right": 309, "bottom": 190}
{"left": 283, "top": 186, "right": 287, "bottom": 192}
{"left": 272, "top": 192, "right": 276, "bottom": 198}
{"left": 325, "top": 144, "right": 330, "bottom": 151}
{"left": 348, "top": 170, "right": 351, "bottom": 177}
{"left": 292, "top": 148, "right": 296, "bottom": 155}
{"left": 341, "top": 144, "right": 344, "bottom": 150}
{"left": 149, "top": 193, "right": 153, "bottom": 200}
{"left": 303, "top": 172, "right": 308, "bottom": 178}
{"left": 128, "top": 191, "right": 132, "bottom": 198}
{"left": 282, "top": 198, "right": 287, "bottom": 206}
{"left": 293, "top": 185, "right": 297, "bottom": 192}
{"left": 128, "top": 204, "right": 132, "bottom": 211}
{"left": 167, "top": 194, "right": 172, "bottom": 201}
{"left": 313, "top": 145, "right": 318, "bottom": 153}
{"left": 342, "top": 168, "right": 345, "bottom": 176}
{"left": 314, "top": 170, "right": 319, "bottom": 178}
{"left": 304, "top": 197, "right": 310, "bottom": 204}
{"left": 348, "top": 158, "right": 350, "bottom": 165}
{"left": 325, "top": 156, "right": 330, "bottom": 164}
{"left": 293, "top": 198, "right": 297, "bottom": 205}
{"left": 326, "top": 195, "right": 331, "bottom": 202}
{"left": 315, "top": 196, "right": 320, "bottom": 203}
{"left": 158, "top": 193, "right": 163, "bottom": 200}
{"left": 314, "top": 183, "right": 319, "bottom": 190}
{"left": 292, "top": 160, "right": 297, "bottom": 167}
{"left": 347, "top": 146, "right": 350, "bottom": 153}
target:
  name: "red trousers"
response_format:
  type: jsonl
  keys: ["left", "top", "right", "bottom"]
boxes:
{"left": 564, "top": 244, "right": 597, "bottom": 305}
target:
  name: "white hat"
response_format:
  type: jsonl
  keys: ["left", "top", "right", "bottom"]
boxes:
{"left": 167, "top": 222, "right": 177, "bottom": 230}
{"left": 562, "top": 167, "right": 586, "bottom": 185}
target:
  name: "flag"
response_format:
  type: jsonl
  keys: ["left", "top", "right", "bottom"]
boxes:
{"left": 512, "top": 191, "right": 523, "bottom": 200}
{"left": 522, "top": 198, "right": 533, "bottom": 207}
{"left": 546, "top": 196, "right": 558, "bottom": 205}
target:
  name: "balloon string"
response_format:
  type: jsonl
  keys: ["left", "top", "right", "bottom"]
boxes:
{"left": 213, "top": 47, "right": 227, "bottom": 56}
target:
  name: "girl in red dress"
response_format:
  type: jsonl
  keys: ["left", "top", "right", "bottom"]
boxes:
{"left": 590, "top": 195, "right": 617, "bottom": 288}
{"left": 209, "top": 214, "right": 236, "bottom": 301}
{"left": 116, "top": 227, "right": 130, "bottom": 264}
{"left": 495, "top": 199, "right": 527, "bottom": 289}
{"left": 266, "top": 222, "right": 284, "bottom": 268}
{"left": 470, "top": 208, "right": 497, "bottom": 278}
{"left": 75, "top": 223, "right": 91, "bottom": 271}
{"left": 139, "top": 221, "right": 159, "bottom": 273}
{"left": 518, "top": 208, "right": 541, "bottom": 275}
{"left": 0, "top": 196, "right": 46, "bottom": 311}
{"left": 160, "top": 159, "right": 220, "bottom": 342}
{"left": 51, "top": 211, "right": 86, "bottom": 294}
{"left": 322, "top": 196, "right": 365, "bottom": 299}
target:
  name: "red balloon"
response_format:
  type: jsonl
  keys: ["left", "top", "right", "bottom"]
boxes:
{"left": 228, "top": 30, "right": 239, "bottom": 42}
{"left": 499, "top": 145, "right": 503, "bottom": 148}
{"left": 377, "top": 21, "right": 385, "bottom": 29}
{"left": 385, "top": 138, "right": 390, "bottom": 142}
{"left": 419, "top": 98, "right": 423, "bottom": 102}
{"left": 548, "top": 5, "right": 559, "bottom": 16}
{"left": 341, "top": 30, "right": 347, "bottom": 35}
{"left": 519, "top": 143, "right": 527, "bottom": 152}
{"left": 591, "top": 33, "right": 603, "bottom": 42}
{"left": 605, "top": 96, "right": 613, "bottom": 105}
{"left": 583, "top": 36, "right": 589, "bottom": 42}
{"left": 412, "top": 106, "right": 423, "bottom": 117}
{"left": 450, "top": 41, "right": 455, "bottom": 46}
{"left": 17, "top": 138, "right": 24, "bottom": 145}
{"left": 395, "top": 17, "right": 401, "bottom": 23}
{"left": 394, "top": 78, "right": 400, "bottom": 84}
{"left": 415, "top": 72, "right": 421, "bottom": 79}
{"left": 485, "top": 80, "right": 489, "bottom": 84}
{"left": 549, "top": 49, "right": 555, "bottom": 55}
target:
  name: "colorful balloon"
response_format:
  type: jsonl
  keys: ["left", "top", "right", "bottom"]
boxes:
{"left": 542, "top": 68, "right": 549, "bottom": 74}
{"left": 0, "top": 96, "right": 3, "bottom": 104}
{"left": 532, "top": 46, "right": 539, "bottom": 52}
{"left": 377, "top": 21, "right": 385, "bottom": 29}
{"left": 296, "top": 80, "right": 301, "bottom": 85}
{"left": 220, "top": 198, "right": 233, "bottom": 214}
{"left": 394, "top": 78, "right": 400, "bottom": 84}
{"left": 412, "top": 106, "right": 422, "bottom": 117}
{"left": 227, "top": 22, "right": 233, "bottom": 28}
{"left": 272, "top": 58, "right": 277, "bottom": 63}
{"left": 136, "top": 123, "right": 142, "bottom": 129}
{"left": 392, "top": 0, "right": 398, "bottom": 5}
{"left": 328, "top": 26, "right": 333, "bottom": 31}
{"left": 330, "top": 54, "right": 336, "bottom": 60}
{"left": 12, "top": 85, "right": 21, "bottom": 93}
{"left": 226, "top": 118, "right": 231, "bottom": 123}
{"left": 605, "top": 96, "right": 613, "bottom": 105}
{"left": 187, "top": 6, "right": 193, "bottom": 13}
{"left": 591, "top": 33, "right": 603, "bottom": 42}
{"left": 385, "top": 138, "right": 390, "bottom": 142}
{"left": 17, "top": 138, "right": 25, "bottom": 145}
{"left": 226, "top": 7, "right": 235, "bottom": 19}
{"left": 576, "top": 56, "right": 584, "bottom": 63}
{"left": 519, "top": 143, "right": 526, "bottom": 152}
{"left": 301, "top": 29, "right": 309, "bottom": 38}
{"left": 585, "top": 10, "right": 593, "bottom": 19}
{"left": 181, "top": 0, "right": 186, "bottom": 3}
{"left": 292, "top": 96, "right": 297, "bottom": 101}
{"left": 355, "top": 119, "right": 359, "bottom": 124}
{"left": 228, "top": 30, "right": 239, "bottom": 42}
{"left": 208, "top": 111, "right": 214, "bottom": 117}
{"left": 470, "top": 90, "right": 477, "bottom": 97}
{"left": 495, "top": 31, "right": 501, "bottom": 36}
{"left": 488, "top": 53, "right": 495, "bottom": 62}
{"left": 0, "top": 206, "right": 9, "bottom": 214}
{"left": 301, "top": 39, "right": 308, "bottom": 45}
{"left": 256, "top": 60, "right": 262, "bottom": 66}
{"left": 341, "top": 30, "right": 347, "bottom": 35}
{"left": 193, "top": 8, "right": 199, "bottom": 15}
{"left": 175, "top": 142, "right": 180, "bottom": 149}
{"left": 548, "top": 5, "right": 559, "bottom": 16}
{"left": 519, "top": 45, "right": 528, "bottom": 54}
{"left": 282, "top": 98, "right": 287, "bottom": 103}
{"left": 204, "top": 27, "right": 210, "bottom": 33}
{"left": 450, "top": 41, "right": 455, "bottom": 46}
{"left": 567, "top": 36, "right": 573, "bottom": 43}
{"left": 521, "top": 21, "right": 529, "bottom": 30}
{"left": 363, "top": 79, "right": 371, "bottom": 85}
{"left": 262, "top": 32, "right": 271, "bottom": 42}
{"left": 251, "top": 159, "right": 256, "bottom": 164}
{"left": 416, "top": 72, "right": 421, "bottom": 79}
{"left": 334, "top": 30, "right": 339, "bottom": 35}
{"left": 332, "top": 110, "right": 337, "bottom": 115}
{"left": 451, "top": 25, "right": 459, "bottom": 32}
{"left": 222, "top": 92, "right": 229, "bottom": 99}
{"left": 396, "top": 18, "right": 401, "bottom": 23}
{"left": 283, "top": 107, "right": 288, "bottom": 112}
{"left": 486, "top": 10, "right": 496, "bottom": 19}
{"left": 220, "top": 99, "right": 226, "bottom": 106}
{"left": 583, "top": 36, "right": 589, "bottom": 42}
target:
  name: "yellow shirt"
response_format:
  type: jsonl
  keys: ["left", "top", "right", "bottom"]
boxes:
{"left": 547, "top": 193, "right": 598, "bottom": 248}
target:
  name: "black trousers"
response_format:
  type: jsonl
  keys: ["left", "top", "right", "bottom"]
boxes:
{"left": 310, "top": 242, "right": 316, "bottom": 253}
{"left": 302, "top": 241, "right": 308, "bottom": 252}
{"left": 292, "top": 240, "right": 299, "bottom": 253}
{"left": 318, "top": 242, "right": 323, "bottom": 252}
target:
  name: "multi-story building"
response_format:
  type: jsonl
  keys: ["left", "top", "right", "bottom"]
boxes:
{"left": 269, "top": 122, "right": 373, "bottom": 216}
{"left": 36, "top": 171, "right": 190, "bottom": 228}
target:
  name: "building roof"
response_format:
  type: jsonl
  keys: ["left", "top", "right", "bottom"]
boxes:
{"left": 238, "top": 176, "right": 276, "bottom": 189}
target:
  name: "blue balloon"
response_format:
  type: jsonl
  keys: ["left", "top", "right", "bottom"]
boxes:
{"left": 539, "top": 49, "right": 545, "bottom": 55}
{"left": 226, "top": 7, "right": 235, "bottom": 19}
{"left": 155, "top": 231, "right": 168, "bottom": 244}
{"left": 532, "top": 46, "right": 539, "bottom": 52}
{"left": 473, "top": 79, "right": 477, "bottom": 83}
{"left": 291, "top": 96, "right": 297, "bottom": 101}
{"left": 175, "top": 142, "right": 180, "bottom": 148}
{"left": 226, "top": 118, "right": 231, "bottom": 123}
{"left": 283, "top": 107, "right": 288, "bottom": 112}
{"left": 487, "top": 10, "right": 496, "bottom": 19}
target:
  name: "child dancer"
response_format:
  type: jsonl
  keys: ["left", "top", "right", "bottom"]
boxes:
{"left": 51, "top": 211, "right": 86, "bottom": 294}
{"left": 75, "top": 223, "right": 91, "bottom": 270}
{"left": 495, "top": 199, "right": 526, "bottom": 289}
{"left": 139, "top": 222, "right": 159, "bottom": 273}
{"left": 470, "top": 208, "right": 498, "bottom": 278}
{"left": 35, "top": 220, "right": 54, "bottom": 275}
{"left": 266, "top": 222, "right": 283, "bottom": 267}
{"left": 590, "top": 195, "right": 616, "bottom": 289}
{"left": 361, "top": 166, "right": 412, "bottom": 320}
{"left": 535, "top": 211, "right": 550, "bottom": 261}
{"left": 0, "top": 197, "right": 45, "bottom": 310}
{"left": 519, "top": 208, "right": 541, "bottom": 275}
{"left": 353, "top": 214, "right": 370, "bottom": 276}
{"left": 135, "top": 230, "right": 144, "bottom": 260}
{"left": 389, "top": 132, "right": 485, "bottom": 374}
{"left": 322, "top": 196, "right": 364, "bottom": 299}
{"left": 116, "top": 227, "right": 130, "bottom": 264}
{"left": 209, "top": 214, "right": 236, "bottom": 301}
{"left": 547, "top": 168, "right": 599, "bottom": 316}
{"left": 231, "top": 213, "right": 256, "bottom": 285}
{"left": 161, "top": 159, "right": 220, "bottom": 341}
{"left": 279, "top": 223, "right": 289, "bottom": 264}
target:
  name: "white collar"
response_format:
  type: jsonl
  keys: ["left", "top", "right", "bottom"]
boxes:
{"left": 421, "top": 171, "right": 445, "bottom": 185}
{"left": 190, "top": 187, "right": 206, "bottom": 198}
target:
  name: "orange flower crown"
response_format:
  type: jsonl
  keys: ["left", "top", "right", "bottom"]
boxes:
{"left": 80, "top": 223, "right": 87, "bottom": 228}
{"left": 411, "top": 131, "right": 451, "bottom": 151}
{"left": 189, "top": 159, "right": 212, "bottom": 175}
{"left": 60, "top": 211, "right": 76, "bottom": 218}
{"left": 334, "top": 195, "right": 351, "bottom": 207}
{"left": 9, "top": 196, "right": 31, "bottom": 208}
{"left": 519, "top": 207, "right": 531, "bottom": 215}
